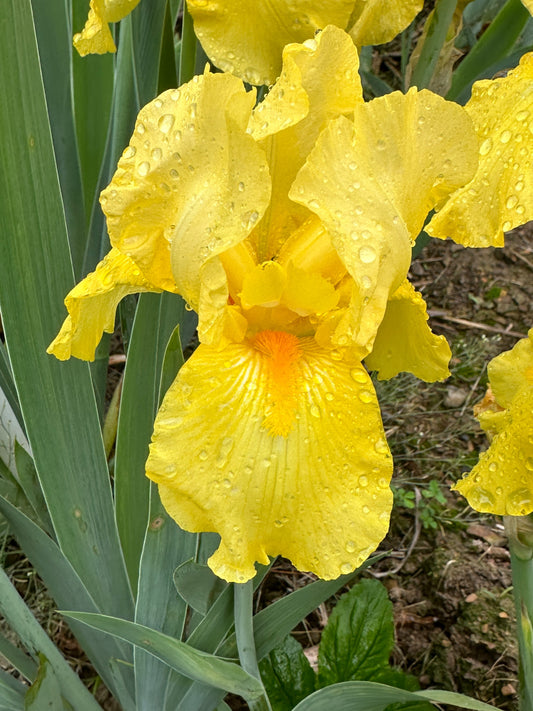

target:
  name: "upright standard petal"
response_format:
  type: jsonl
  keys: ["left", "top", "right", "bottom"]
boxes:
{"left": 348, "top": 0, "right": 423, "bottom": 47}
{"left": 454, "top": 330, "right": 533, "bottom": 516}
{"left": 100, "top": 71, "right": 271, "bottom": 342}
{"left": 73, "top": 0, "right": 141, "bottom": 56}
{"left": 248, "top": 25, "right": 363, "bottom": 261}
{"left": 47, "top": 248, "right": 161, "bottom": 361}
{"left": 186, "top": 0, "right": 354, "bottom": 86}
{"left": 290, "top": 88, "right": 477, "bottom": 355}
{"left": 364, "top": 280, "right": 451, "bottom": 382}
{"left": 147, "top": 331, "right": 393, "bottom": 582}
{"left": 427, "top": 52, "right": 533, "bottom": 247}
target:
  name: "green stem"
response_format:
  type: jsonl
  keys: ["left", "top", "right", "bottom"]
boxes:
{"left": 409, "top": 0, "right": 458, "bottom": 90}
{"left": 506, "top": 515, "right": 533, "bottom": 711}
{"left": 234, "top": 581, "right": 272, "bottom": 711}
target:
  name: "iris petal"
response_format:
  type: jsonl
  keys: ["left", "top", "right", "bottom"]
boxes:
{"left": 100, "top": 71, "right": 271, "bottom": 344}
{"left": 187, "top": 1, "right": 354, "bottom": 86}
{"left": 290, "top": 88, "right": 477, "bottom": 355}
{"left": 147, "top": 332, "right": 393, "bottom": 582}
{"left": 427, "top": 52, "right": 533, "bottom": 247}
{"left": 73, "top": 0, "right": 141, "bottom": 56}
{"left": 365, "top": 280, "right": 451, "bottom": 382}
{"left": 47, "top": 248, "right": 161, "bottom": 361}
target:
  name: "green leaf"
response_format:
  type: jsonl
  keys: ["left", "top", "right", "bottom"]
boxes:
{"left": 14, "top": 443, "right": 53, "bottom": 535}
{"left": 409, "top": 0, "right": 458, "bottom": 90}
{"left": 317, "top": 579, "right": 393, "bottom": 687}
{"left": 134, "top": 485, "right": 197, "bottom": 711}
{"left": 30, "top": 0, "right": 87, "bottom": 277}
{"left": 115, "top": 292, "right": 186, "bottom": 590}
{"left": 63, "top": 611, "right": 265, "bottom": 702}
{"left": 0, "top": 632, "right": 36, "bottom": 682}
{"left": 0, "top": 344, "right": 24, "bottom": 435}
{"left": 291, "top": 681, "right": 499, "bottom": 711}
{"left": 0, "top": 669, "right": 25, "bottom": 711}
{"left": 0, "top": 0, "right": 133, "bottom": 618}
{"left": 131, "top": 0, "right": 168, "bottom": 106}
{"left": 24, "top": 654, "right": 63, "bottom": 711}
{"left": 173, "top": 561, "right": 228, "bottom": 616}
{"left": 447, "top": 0, "right": 530, "bottom": 102}
{"left": 0, "top": 495, "right": 135, "bottom": 709}
{"left": 0, "top": 568, "right": 101, "bottom": 711}
{"left": 259, "top": 635, "right": 316, "bottom": 711}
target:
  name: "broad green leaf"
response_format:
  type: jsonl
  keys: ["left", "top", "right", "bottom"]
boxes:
{"left": 179, "top": 2, "right": 197, "bottom": 84}
{"left": 14, "top": 443, "right": 53, "bottom": 535}
{"left": 0, "top": 0, "right": 133, "bottom": 619}
{"left": 72, "top": 0, "right": 114, "bottom": 232}
{"left": 0, "top": 633, "right": 36, "bottom": 682}
{"left": 115, "top": 292, "right": 186, "bottom": 589}
{"left": 63, "top": 612, "right": 265, "bottom": 702}
{"left": 317, "top": 579, "right": 393, "bottom": 687}
{"left": 24, "top": 654, "right": 63, "bottom": 711}
{"left": 134, "top": 485, "right": 197, "bottom": 711}
{"left": 0, "top": 495, "right": 135, "bottom": 709}
{"left": 447, "top": 0, "right": 530, "bottom": 102}
{"left": 173, "top": 561, "right": 228, "bottom": 616}
{"left": 0, "top": 669, "right": 25, "bottom": 711}
{"left": 0, "top": 568, "right": 101, "bottom": 711}
{"left": 291, "top": 681, "right": 499, "bottom": 711}
{"left": 0, "top": 391, "right": 27, "bottom": 476}
{"left": 30, "top": 0, "right": 86, "bottom": 277}
{"left": 259, "top": 635, "right": 316, "bottom": 711}
{"left": 131, "top": 0, "right": 168, "bottom": 106}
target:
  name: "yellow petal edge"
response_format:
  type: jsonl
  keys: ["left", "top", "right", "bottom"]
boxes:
{"left": 73, "top": 0, "right": 141, "bottom": 56}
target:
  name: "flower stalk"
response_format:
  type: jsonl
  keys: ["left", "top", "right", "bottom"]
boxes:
{"left": 506, "top": 514, "right": 533, "bottom": 711}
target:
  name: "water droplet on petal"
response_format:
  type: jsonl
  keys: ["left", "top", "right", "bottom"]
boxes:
{"left": 500, "top": 130, "right": 512, "bottom": 143}
{"left": 198, "top": 449, "right": 208, "bottom": 461}
{"left": 359, "top": 245, "right": 376, "bottom": 264}
{"left": 137, "top": 161, "right": 150, "bottom": 177}
{"left": 359, "top": 475, "right": 368, "bottom": 487}
{"left": 123, "top": 145, "right": 136, "bottom": 159}
{"left": 310, "top": 404, "right": 321, "bottom": 418}
{"left": 479, "top": 138, "right": 492, "bottom": 156}
{"left": 340, "top": 562, "right": 353, "bottom": 574}
{"left": 345, "top": 540, "right": 357, "bottom": 553}
{"left": 506, "top": 195, "right": 518, "bottom": 209}
{"left": 158, "top": 113, "right": 175, "bottom": 134}
{"left": 468, "top": 487, "right": 495, "bottom": 512}
{"left": 359, "top": 390, "right": 373, "bottom": 404}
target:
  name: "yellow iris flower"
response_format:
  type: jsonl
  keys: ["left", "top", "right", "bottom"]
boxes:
{"left": 455, "top": 330, "right": 533, "bottom": 517}
{"left": 51, "top": 26, "right": 491, "bottom": 582}
{"left": 74, "top": 0, "right": 423, "bottom": 78}
{"left": 73, "top": 0, "right": 141, "bottom": 56}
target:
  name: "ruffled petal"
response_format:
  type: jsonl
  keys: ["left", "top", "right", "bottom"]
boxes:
{"left": 454, "top": 385, "right": 533, "bottom": 516}
{"left": 186, "top": 1, "right": 354, "bottom": 86}
{"left": 487, "top": 328, "right": 533, "bottom": 408}
{"left": 365, "top": 280, "right": 451, "bottom": 382}
{"left": 147, "top": 331, "right": 393, "bottom": 582}
{"left": 73, "top": 0, "right": 140, "bottom": 56}
{"left": 248, "top": 25, "right": 363, "bottom": 261}
{"left": 348, "top": 0, "right": 423, "bottom": 46}
{"left": 47, "top": 248, "right": 161, "bottom": 361}
{"left": 290, "top": 88, "right": 477, "bottom": 355}
{"left": 427, "top": 52, "right": 533, "bottom": 247}
{"left": 100, "top": 71, "right": 271, "bottom": 343}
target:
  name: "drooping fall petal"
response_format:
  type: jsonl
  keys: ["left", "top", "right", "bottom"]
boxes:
{"left": 47, "top": 248, "right": 161, "bottom": 361}
{"left": 186, "top": 0, "right": 354, "bottom": 86}
{"left": 290, "top": 87, "right": 478, "bottom": 356}
{"left": 147, "top": 331, "right": 393, "bottom": 582}
{"left": 99, "top": 71, "right": 271, "bottom": 344}
{"left": 73, "top": 0, "right": 141, "bottom": 56}
{"left": 364, "top": 280, "right": 451, "bottom": 382}
{"left": 348, "top": 0, "right": 423, "bottom": 47}
{"left": 427, "top": 52, "right": 533, "bottom": 247}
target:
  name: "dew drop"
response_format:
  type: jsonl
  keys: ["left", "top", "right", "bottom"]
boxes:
{"left": 151, "top": 147, "right": 162, "bottom": 161}
{"left": 488, "top": 462, "right": 498, "bottom": 473}
{"left": 359, "top": 390, "right": 373, "bottom": 404}
{"left": 503, "top": 220, "right": 512, "bottom": 231}
{"left": 526, "top": 457, "right": 533, "bottom": 471}
{"left": 506, "top": 195, "right": 518, "bottom": 209}
{"left": 136, "top": 122, "right": 146, "bottom": 135}
{"left": 516, "top": 110, "right": 529, "bottom": 122}
{"left": 137, "top": 161, "right": 150, "bottom": 177}
{"left": 359, "top": 475, "right": 369, "bottom": 487}
{"left": 123, "top": 145, "right": 136, "bottom": 159}
{"left": 198, "top": 449, "right": 208, "bottom": 461}
{"left": 500, "top": 129, "right": 512, "bottom": 143}
{"left": 340, "top": 562, "right": 353, "bottom": 574}
{"left": 468, "top": 487, "right": 495, "bottom": 512}
{"left": 362, "top": 505, "right": 370, "bottom": 514}
{"left": 158, "top": 113, "right": 175, "bottom": 134}
{"left": 376, "top": 139, "right": 386, "bottom": 151}
{"left": 359, "top": 245, "right": 376, "bottom": 264}
{"left": 310, "top": 404, "right": 321, "bottom": 418}
{"left": 479, "top": 138, "right": 492, "bottom": 156}
{"left": 506, "top": 488, "right": 533, "bottom": 516}
{"left": 238, "top": 181, "right": 245, "bottom": 191}
{"left": 351, "top": 368, "right": 367, "bottom": 384}
{"left": 345, "top": 540, "right": 357, "bottom": 553}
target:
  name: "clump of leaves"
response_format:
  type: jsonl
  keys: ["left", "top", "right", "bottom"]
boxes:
{"left": 393, "top": 480, "right": 448, "bottom": 530}
{"left": 259, "top": 579, "right": 432, "bottom": 711}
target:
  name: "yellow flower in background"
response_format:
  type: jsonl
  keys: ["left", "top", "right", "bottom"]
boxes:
{"left": 427, "top": 51, "right": 533, "bottom": 247}
{"left": 50, "top": 26, "right": 481, "bottom": 582}
{"left": 454, "top": 330, "right": 533, "bottom": 516}
{"left": 187, "top": 0, "right": 423, "bottom": 85}
{"left": 73, "top": 0, "right": 423, "bottom": 79}
{"left": 73, "top": 0, "right": 141, "bottom": 56}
